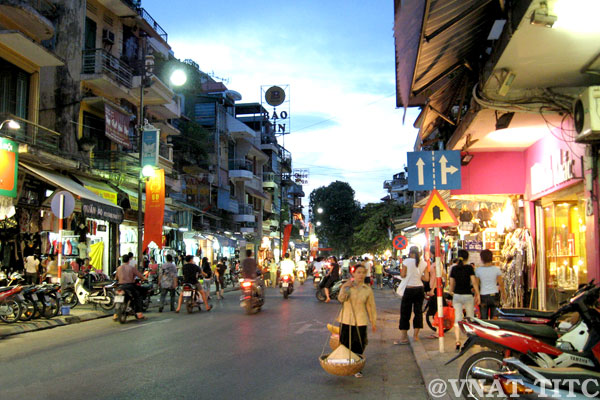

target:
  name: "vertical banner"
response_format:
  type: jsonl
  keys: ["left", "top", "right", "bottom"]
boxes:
{"left": 142, "top": 169, "right": 165, "bottom": 252}
{"left": 0, "top": 138, "right": 18, "bottom": 197}
{"left": 309, "top": 222, "right": 318, "bottom": 259}
{"left": 281, "top": 223, "right": 293, "bottom": 256}
{"left": 141, "top": 129, "right": 159, "bottom": 168}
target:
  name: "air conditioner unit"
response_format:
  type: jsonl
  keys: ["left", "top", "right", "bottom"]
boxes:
{"left": 102, "top": 29, "right": 115, "bottom": 45}
{"left": 574, "top": 86, "right": 600, "bottom": 143}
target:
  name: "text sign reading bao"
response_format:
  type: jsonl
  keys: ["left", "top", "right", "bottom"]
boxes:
{"left": 407, "top": 150, "right": 462, "bottom": 190}
{"left": 416, "top": 189, "right": 459, "bottom": 228}
{"left": 392, "top": 235, "right": 408, "bottom": 250}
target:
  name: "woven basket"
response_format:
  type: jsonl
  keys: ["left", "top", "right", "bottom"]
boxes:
{"left": 329, "top": 334, "right": 340, "bottom": 350}
{"left": 319, "top": 354, "right": 366, "bottom": 376}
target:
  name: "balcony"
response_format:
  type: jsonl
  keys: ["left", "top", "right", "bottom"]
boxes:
{"left": 0, "top": 0, "right": 56, "bottom": 42}
{"left": 279, "top": 146, "right": 292, "bottom": 171}
{"left": 95, "top": 0, "right": 138, "bottom": 17}
{"left": 233, "top": 204, "right": 255, "bottom": 223}
{"left": 0, "top": 113, "right": 60, "bottom": 154}
{"left": 158, "top": 142, "right": 173, "bottom": 173}
{"left": 229, "top": 159, "right": 253, "bottom": 182}
{"left": 131, "top": 74, "right": 174, "bottom": 106}
{"left": 81, "top": 49, "right": 133, "bottom": 98}
{"left": 260, "top": 134, "right": 278, "bottom": 153}
{"left": 137, "top": 8, "right": 168, "bottom": 42}
{"left": 147, "top": 98, "right": 181, "bottom": 120}
{"left": 262, "top": 172, "right": 278, "bottom": 189}
{"left": 226, "top": 113, "right": 256, "bottom": 141}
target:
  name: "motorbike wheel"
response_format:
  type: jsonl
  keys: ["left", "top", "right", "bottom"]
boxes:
{"left": 0, "top": 299, "right": 22, "bottom": 323}
{"left": 458, "top": 351, "right": 506, "bottom": 400}
{"left": 99, "top": 291, "right": 115, "bottom": 311}
{"left": 34, "top": 299, "right": 45, "bottom": 319}
{"left": 117, "top": 303, "right": 128, "bottom": 324}
{"left": 142, "top": 297, "right": 150, "bottom": 312}
{"left": 62, "top": 290, "right": 78, "bottom": 309}
{"left": 186, "top": 302, "right": 193, "bottom": 314}
{"left": 42, "top": 293, "right": 60, "bottom": 319}
{"left": 283, "top": 290, "right": 289, "bottom": 299}
{"left": 315, "top": 289, "right": 326, "bottom": 302}
{"left": 19, "top": 298, "right": 37, "bottom": 321}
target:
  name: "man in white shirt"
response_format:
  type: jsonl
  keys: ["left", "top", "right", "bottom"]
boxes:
{"left": 363, "top": 256, "right": 373, "bottom": 284}
{"left": 24, "top": 255, "right": 40, "bottom": 284}
{"left": 280, "top": 253, "right": 296, "bottom": 281}
{"left": 341, "top": 256, "right": 350, "bottom": 278}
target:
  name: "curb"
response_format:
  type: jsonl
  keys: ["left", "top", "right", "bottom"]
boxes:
{"left": 0, "top": 311, "right": 112, "bottom": 339}
{"left": 410, "top": 337, "right": 451, "bottom": 400}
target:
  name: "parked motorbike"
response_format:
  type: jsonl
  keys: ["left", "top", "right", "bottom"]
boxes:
{"left": 0, "top": 285, "right": 23, "bottom": 323}
{"left": 316, "top": 279, "right": 344, "bottom": 302}
{"left": 297, "top": 270, "right": 306, "bottom": 285}
{"left": 493, "top": 357, "right": 600, "bottom": 399}
{"left": 446, "top": 282, "right": 600, "bottom": 400}
{"left": 240, "top": 278, "right": 264, "bottom": 314}
{"left": 35, "top": 283, "right": 61, "bottom": 319}
{"left": 72, "top": 271, "right": 116, "bottom": 310}
{"left": 280, "top": 274, "right": 294, "bottom": 299}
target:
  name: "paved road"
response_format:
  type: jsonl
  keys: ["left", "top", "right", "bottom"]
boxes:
{"left": 0, "top": 282, "right": 428, "bottom": 400}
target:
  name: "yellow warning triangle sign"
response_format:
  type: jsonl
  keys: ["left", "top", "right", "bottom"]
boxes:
{"left": 416, "top": 189, "right": 458, "bottom": 228}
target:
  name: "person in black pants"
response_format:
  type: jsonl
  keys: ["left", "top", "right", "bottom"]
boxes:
{"left": 396, "top": 246, "right": 430, "bottom": 344}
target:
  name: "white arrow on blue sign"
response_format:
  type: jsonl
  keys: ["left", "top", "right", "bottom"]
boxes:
{"left": 407, "top": 150, "right": 462, "bottom": 190}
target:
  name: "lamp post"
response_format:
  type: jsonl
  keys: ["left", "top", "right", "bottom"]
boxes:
{"left": 136, "top": 35, "right": 187, "bottom": 270}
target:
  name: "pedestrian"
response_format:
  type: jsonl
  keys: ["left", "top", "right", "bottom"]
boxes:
{"left": 158, "top": 254, "right": 178, "bottom": 312}
{"left": 448, "top": 249, "right": 480, "bottom": 350}
{"left": 396, "top": 246, "right": 429, "bottom": 344}
{"left": 269, "top": 258, "right": 278, "bottom": 287}
{"left": 476, "top": 249, "right": 505, "bottom": 319}
{"left": 24, "top": 254, "right": 40, "bottom": 284}
{"left": 44, "top": 254, "right": 58, "bottom": 283}
{"left": 215, "top": 258, "right": 227, "bottom": 299}
{"left": 363, "top": 256, "right": 373, "bottom": 285}
{"left": 321, "top": 256, "right": 340, "bottom": 302}
{"left": 201, "top": 256, "right": 213, "bottom": 300}
{"left": 337, "top": 264, "right": 377, "bottom": 378}
{"left": 127, "top": 252, "right": 136, "bottom": 268}
{"left": 147, "top": 257, "right": 159, "bottom": 282}
{"left": 374, "top": 259, "right": 384, "bottom": 289}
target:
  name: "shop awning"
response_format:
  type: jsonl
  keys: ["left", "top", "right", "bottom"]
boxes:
{"left": 245, "top": 186, "right": 269, "bottom": 201}
{"left": 73, "top": 175, "right": 119, "bottom": 205}
{"left": 118, "top": 186, "right": 145, "bottom": 212}
{"left": 21, "top": 163, "right": 123, "bottom": 224}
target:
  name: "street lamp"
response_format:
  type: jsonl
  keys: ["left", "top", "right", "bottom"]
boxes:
{"left": 0, "top": 119, "right": 21, "bottom": 131}
{"left": 316, "top": 221, "right": 321, "bottom": 226}
{"left": 317, "top": 207, "right": 323, "bottom": 214}
{"left": 136, "top": 37, "right": 187, "bottom": 270}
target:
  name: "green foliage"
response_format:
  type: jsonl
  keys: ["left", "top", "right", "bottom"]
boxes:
{"left": 309, "top": 181, "right": 359, "bottom": 254}
{"left": 352, "top": 201, "right": 410, "bottom": 255}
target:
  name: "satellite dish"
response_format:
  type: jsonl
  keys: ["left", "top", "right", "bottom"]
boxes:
{"left": 225, "top": 90, "right": 242, "bottom": 101}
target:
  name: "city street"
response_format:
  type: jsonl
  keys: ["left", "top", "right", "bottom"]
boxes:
{"left": 0, "top": 284, "right": 428, "bottom": 400}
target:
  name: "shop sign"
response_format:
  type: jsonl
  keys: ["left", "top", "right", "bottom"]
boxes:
{"left": 464, "top": 240, "right": 483, "bottom": 251}
{"left": 530, "top": 149, "right": 576, "bottom": 196}
{"left": 0, "top": 137, "right": 18, "bottom": 198}
{"left": 104, "top": 104, "right": 131, "bottom": 148}
{"left": 82, "top": 199, "right": 123, "bottom": 224}
{"left": 141, "top": 129, "right": 159, "bottom": 168}
{"left": 84, "top": 186, "right": 118, "bottom": 205}
{"left": 142, "top": 169, "right": 165, "bottom": 251}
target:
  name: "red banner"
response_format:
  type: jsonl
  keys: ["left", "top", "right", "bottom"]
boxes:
{"left": 281, "top": 224, "right": 293, "bottom": 256}
{"left": 104, "top": 104, "right": 131, "bottom": 148}
{"left": 143, "top": 169, "right": 165, "bottom": 252}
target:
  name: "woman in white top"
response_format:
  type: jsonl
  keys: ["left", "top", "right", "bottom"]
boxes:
{"left": 396, "top": 246, "right": 430, "bottom": 344}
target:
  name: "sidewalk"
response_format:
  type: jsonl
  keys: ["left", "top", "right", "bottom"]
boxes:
{"left": 0, "top": 284, "right": 239, "bottom": 339}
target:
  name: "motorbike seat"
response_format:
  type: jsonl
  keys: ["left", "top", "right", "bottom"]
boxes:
{"left": 0, "top": 286, "right": 14, "bottom": 293}
{"left": 487, "top": 319, "right": 558, "bottom": 340}
{"left": 530, "top": 367, "right": 600, "bottom": 394}
{"left": 498, "top": 308, "right": 555, "bottom": 319}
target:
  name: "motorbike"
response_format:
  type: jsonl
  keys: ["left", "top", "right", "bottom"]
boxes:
{"left": 297, "top": 270, "right": 306, "bottom": 285}
{"left": 240, "top": 278, "right": 264, "bottom": 314}
{"left": 446, "top": 282, "right": 600, "bottom": 400}
{"left": 0, "top": 285, "right": 23, "bottom": 323}
{"left": 71, "top": 271, "right": 116, "bottom": 310}
{"left": 34, "top": 283, "right": 61, "bottom": 319}
{"left": 181, "top": 283, "right": 204, "bottom": 313}
{"left": 493, "top": 357, "right": 600, "bottom": 399}
{"left": 313, "top": 271, "right": 321, "bottom": 288}
{"left": 280, "top": 274, "right": 294, "bottom": 299}
{"left": 113, "top": 281, "right": 152, "bottom": 323}
{"left": 316, "top": 279, "right": 344, "bottom": 302}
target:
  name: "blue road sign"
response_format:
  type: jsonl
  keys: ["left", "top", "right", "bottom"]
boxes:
{"left": 407, "top": 150, "right": 462, "bottom": 190}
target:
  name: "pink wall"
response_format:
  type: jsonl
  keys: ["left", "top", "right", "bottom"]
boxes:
{"left": 452, "top": 151, "right": 526, "bottom": 195}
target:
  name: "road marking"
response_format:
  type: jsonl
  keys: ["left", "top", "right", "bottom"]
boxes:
{"left": 294, "top": 323, "right": 328, "bottom": 335}
{"left": 120, "top": 318, "right": 172, "bottom": 331}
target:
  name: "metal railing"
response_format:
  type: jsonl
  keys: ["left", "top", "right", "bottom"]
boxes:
{"left": 229, "top": 158, "right": 253, "bottom": 171}
{"left": 0, "top": 114, "right": 60, "bottom": 153}
{"left": 263, "top": 172, "right": 280, "bottom": 184}
{"left": 28, "top": 0, "right": 57, "bottom": 15}
{"left": 82, "top": 49, "right": 133, "bottom": 88}
{"left": 159, "top": 143, "right": 172, "bottom": 162}
{"left": 238, "top": 204, "right": 253, "bottom": 216}
{"left": 90, "top": 150, "right": 140, "bottom": 180}
{"left": 137, "top": 8, "right": 168, "bottom": 42}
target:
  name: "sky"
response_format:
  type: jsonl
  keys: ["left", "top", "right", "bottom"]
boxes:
{"left": 144, "top": 0, "right": 420, "bottom": 205}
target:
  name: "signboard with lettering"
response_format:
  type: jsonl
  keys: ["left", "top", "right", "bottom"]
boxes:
{"left": 104, "top": 104, "right": 131, "bottom": 148}
{"left": 141, "top": 129, "right": 159, "bottom": 168}
{"left": 530, "top": 149, "right": 578, "bottom": 197}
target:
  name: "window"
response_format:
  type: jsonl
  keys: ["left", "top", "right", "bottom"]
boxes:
{"left": 0, "top": 57, "right": 29, "bottom": 119}
{"left": 82, "top": 111, "right": 111, "bottom": 152}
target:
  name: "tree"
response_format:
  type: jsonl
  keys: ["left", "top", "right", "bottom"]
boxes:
{"left": 309, "top": 181, "right": 359, "bottom": 255}
{"left": 352, "top": 200, "right": 409, "bottom": 255}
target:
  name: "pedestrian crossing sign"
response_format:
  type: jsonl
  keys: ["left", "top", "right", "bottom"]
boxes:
{"left": 416, "top": 189, "right": 458, "bottom": 228}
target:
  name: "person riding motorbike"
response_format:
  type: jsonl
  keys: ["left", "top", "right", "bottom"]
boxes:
{"left": 322, "top": 256, "right": 341, "bottom": 302}
{"left": 114, "top": 254, "right": 146, "bottom": 320}
{"left": 280, "top": 253, "right": 296, "bottom": 282}
{"left": 241, "top": 249, "right": 265, "bottom": 292}
{"left": 175, "top": 255, "right": 211, "bottom": 312}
